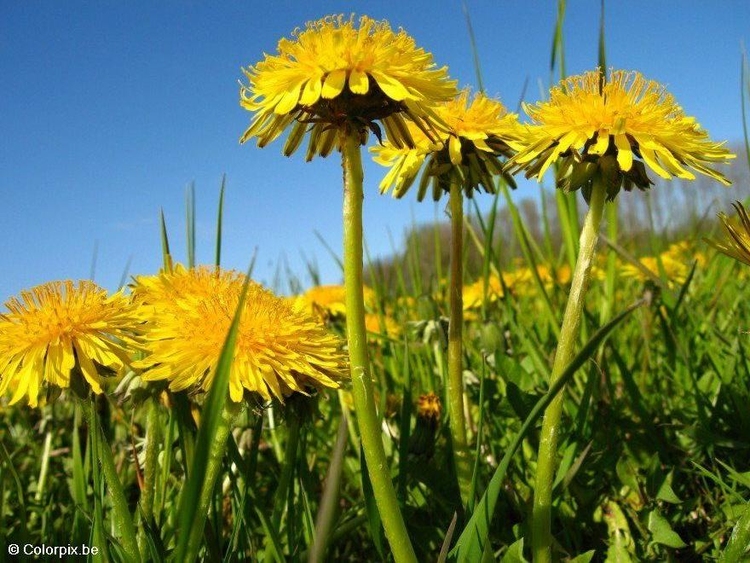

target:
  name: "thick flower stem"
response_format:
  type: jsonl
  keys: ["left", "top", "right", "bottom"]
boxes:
{"left": 531, "top": 179, "right": 607, "bottom": 563}
{"left": 82, "top": 399, "right": 141, "bottom": 563}
{"left": 447, "top": 178, "right": 471, "bottom": 506}
{"left": 341, "top": 130, "right": 417, "bottom": 563}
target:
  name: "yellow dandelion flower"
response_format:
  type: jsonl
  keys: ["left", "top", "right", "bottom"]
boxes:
{"left": 372, "top": 89, "right": 522, "bottom": 200}
{"left": 0, "top": 281, "right": 138, "bottom": 407}
{"left": 239, "top": 14, "right": 457, "bottom": 159}
{"left": 620, "top": 254, "right": 689, "bottom": 283}
{"left": 462, "top": 276, "right": 506, "bottom": 311}
{"left": 416, "top": 392, "right": 442, "bottom": 422}
{"left": 364, "top": 313, "right": 401, "bottom": 340}
{"left": 292, "top": 284, "right": 377, "bottom": 321}
{"left": 132, "top": 265, "right": 348, "bottom": 402}
{"left": 708, "top": 201, "right": 750, "bottom": 267}
{"left": 506, "top": 69, "right": 735, "bottom": 201}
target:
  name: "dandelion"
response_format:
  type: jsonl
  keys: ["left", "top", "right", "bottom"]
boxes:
{"left": 620, "top": 253, "right": 689, "bottom": 284}
{"left": 132, "top": 265, "right": 347, "bottom": 402}
{"left": 372, "top": 89, "right": 521, "bottom": 200}
{"left": 507, "top": 69, "right": 735, "bottom": 202}
{"left": 506, "top": 69, "right": 735, "bottom": 563}
{"left": 292, "top": 284, "right": 377, "bottom": 321}
{"left": 239, "top": 16, "right": 456, "bottom": 559}
{"left": 409, "top": 392, "right": 442, "bottom": 461}
{"left": 708, "top": 202, "right": 750, "bottom": 267}
{"left": 239, "top": 14, "right": 457, "bottom": 159}
{"left": 364, "top": 313, "right": 401, "bottom": 341}
{"left": 373, "top": 89, "right": 520, "bottom": 503}
{"left": 0, "top": 280, "right": 138, "bottom": 407}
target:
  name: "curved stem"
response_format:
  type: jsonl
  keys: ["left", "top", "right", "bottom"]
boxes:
{"left": 447, "top": 178, "right": 471, "bottom": 506}
{"left": 341, "top": 131, "right": 417, "bottom": 563}
{"left": 531, "top": 179, "right": 607, "bottom": 563}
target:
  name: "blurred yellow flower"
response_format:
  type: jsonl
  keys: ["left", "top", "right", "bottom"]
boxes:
{"left": 620, "top": 253, "right": 690, "bottom": 283}
{"left": 364, "top": 313, "right": 401, "bottom": 340}
{"left": 239, "top": 14, "right": 457, "bottom": 159}
{"left": 507, "top": 69, "right": 735, "bottom": 201}
{"left": 0, "top": 281, "right": 138, "bottom": 407}
{"left": 372, "top": 89, "right": 521, "bottom": 200}
{"left": 132, "top": 265, "right": 348, "bottom": 402}
{"left": 462, "top": 275, "right": 506, "bottom": 311}
{"left": 292, "top": 284, "right": 377, "bottom": 321}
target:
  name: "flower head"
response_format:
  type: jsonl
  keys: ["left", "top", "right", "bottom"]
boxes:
{"left": 708, "top": 201, "right": 750, "bottom": 267}
{"left": 239, "top": 14, "right": 457, "bottom": 160}
{"left": 372, "top": 89, "right": 521, "bottom": 200}
{"left": 506, "top": 69, "right": 735, "bottom": 202}
{"left": 132, "top": 265, "right": 348, "bottom": 402}
{"left": 0, "top": 281, "right": 139, "bottom": 407}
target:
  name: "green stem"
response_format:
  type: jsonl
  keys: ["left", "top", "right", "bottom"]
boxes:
{"left": 137, "top": 400, "right": 161, "bottom": 559}
{"left": 341, "top": 130, "right": 417, "bottom": 563}
{"left": 447, "top": 178, "right": 471, "bottom": 506}
{"left": 271, "top": 409, "right": 301, "bottom": 531}
{"left": 531, "top": 179, "right": 607, "bottom": 563}
{"left": 179, "top": 400, "right": 241, "bottom": 562}
{"left": 82, "top": 399, "right": 141, "bottom": 562}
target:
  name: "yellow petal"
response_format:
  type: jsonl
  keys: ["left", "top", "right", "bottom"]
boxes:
{"left": 614, "top": 134, "right": 633, "bottom": 171}
{"left": 591, "top": 131, "right": 610, "bottom": 156}
{"left": 321, "top": 69, "right": 346, "bottom": 99}
{"left": 370, "top": 71, "right": 410, "bottom": 101}
{"left": 349, "top": 70, "right": 369, "bottom": 94}
{"left": 299, "top": 76, "right": 323, "bottom": 105}
{"left": 274, "top": 88, "right": 301, "bottom": 115}
{"left": 449, "top": 136, "right": 463, "bottom": 165}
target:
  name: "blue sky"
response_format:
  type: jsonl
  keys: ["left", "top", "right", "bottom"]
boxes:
{"left": 1, "top": 1, "right": 748, "bottom": 301}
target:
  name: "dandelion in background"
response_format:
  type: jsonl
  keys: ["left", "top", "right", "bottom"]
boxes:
{"left": 0, "top": 280, "right": 139, "bottom": 407}
{"left": 239, "top": 16, "right": 456, "bottom": 559}
{"left": 506, "top": 68, "right": 735, "bottom": 563}
{"left": 373, "top": 88, "right": 521, "bottom": 503}
{"left": 373, "top": 89, "right": 521, "bottom": 200}
{"left": 132, "top": 265, "right": 347, "bottom": 402}
{"left": 291, "top": 284, "right": 377, "bottom": 322}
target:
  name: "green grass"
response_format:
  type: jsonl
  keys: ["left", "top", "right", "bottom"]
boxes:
{"left": 1, "top": 191, "right": 748, "bottom": 560}
{"left": 2, "top": 2, "right": 749, "bottom": 561}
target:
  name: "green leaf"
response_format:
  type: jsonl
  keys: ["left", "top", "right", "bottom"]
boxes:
{"left": 500, "top": 538, "right": 528, "bottom": 563}
{"left": 647, "top": 510, "right": 687, "bottom": 549}
{"left": 656, "top": 475, "right": 682, "bottom": 505}
{"left": 569, "top": 550, "right": 596, "bottom": 563}
{"left": 721, "top": 502, "right": 750, "bottom": 562}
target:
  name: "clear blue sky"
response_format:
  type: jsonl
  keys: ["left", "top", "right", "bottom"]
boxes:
{"left": 1, "top": 1, "right": 748, "bottom": 301}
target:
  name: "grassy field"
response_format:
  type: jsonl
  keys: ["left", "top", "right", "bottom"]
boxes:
{"left": 2, "top": 4, "right": 750, "bottom": 562}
